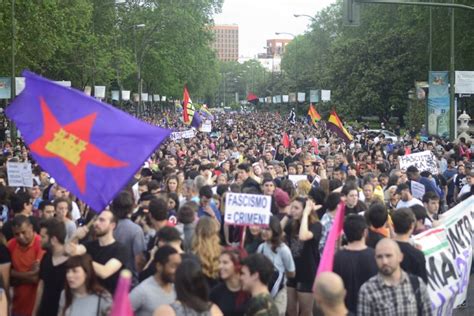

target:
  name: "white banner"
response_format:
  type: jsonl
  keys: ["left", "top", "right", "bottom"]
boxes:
{"left": 161, "top": 96, "right": 167, "bottom": 101}
{"left": 121, "top": 90, "right": 130, "bottom": 101}
{"left": 455, "top": 71, "right": 474, "bottom": 94}
{"left": 321, "top": 90, "right": 331, "bottom": 101}
{"left": 84, "top": 86, "right": 92, "bottom": 96}
{"left": 411, "top": 181, "right": 426, "bottom": 200}
{"left": 7, "top": 162, "right": 33, "bottom": 188}
{"left": 413, "top": 197, "right": 474, "bottom": 316}
{"left": 282, "top": 95, "right": 289, "bottom": 103}
{"left": 200, "top": 121, "right": 212, "bottom": 133}
{"left": 399, "top": 150, "right": 438, "bottom": 174}
{"left": 288, "top": 175, "right": 308, "bottom": 187}
{"left": 141, "top": 93, "right": 148, "bottom": 101}
{"left": 297, "top": 92, "right": 306, "bottom": 103}
{"left": 94, "top": 86, "right": 106, "bottom": 99}
{"left": 15, "top": 77, "right": 25, "bottom": 96}
{"left": 310, "top": 90, "right": 319, "bottom": 103}
{"left": 55, "top": 81, "right": 72, "bottom": 87}
{"left": 170, "top": 129, "right": 196, "bottom": 141}
{"left": 153, "top": 94, "right": 160, "bottom": 102}
{"left": 224, "top": 193, "right": 272, "bottom": 226}
{"left": 111, "top": 90, "right": 120, "bottom": 101}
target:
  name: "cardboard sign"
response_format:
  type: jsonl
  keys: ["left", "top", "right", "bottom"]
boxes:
{"left": 411, "top": 181, "right": 426, "bottom": 200}
{"left": 224, "top": 193, "right": 272, "bottom": 226}
{"left": 288, "top": 175, "right": 308, "bottom": 187}
{"left": 7, "top": 162, "right": 33, "bottom": 187}
{"left": 413, "top": 197, "right": 474, "bottom": 315}
{"left": 170, "top": 129, "right": 195, "bottom": 141}
{"left": 399, "top": 151, "right": 438, "bottom": 174}
{"left": 200, "top": 121, "right": 212, "bottom": 133}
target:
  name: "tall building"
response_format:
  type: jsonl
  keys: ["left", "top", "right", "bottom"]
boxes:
{"left": 212, "top": 24, "right": 239, "bottom": 61}
{"left": 266, "top": 39, "right": 292, "bottom": 57}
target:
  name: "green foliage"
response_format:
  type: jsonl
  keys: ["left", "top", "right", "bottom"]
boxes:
{"left": 279, "top": 0, "right": 474, "bottom": 124}
{"left": 0, "top": 0, "right": 223, "bottom": 99}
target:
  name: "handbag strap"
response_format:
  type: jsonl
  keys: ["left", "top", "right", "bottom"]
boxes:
{"left": 96, "top": 295, "right": 102, "bottom": 316}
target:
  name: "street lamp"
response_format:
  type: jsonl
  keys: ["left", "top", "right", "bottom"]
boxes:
{"left": 132, "top": 23, "right": 146, "bottom": 116}
{"left": 275, "top": 32, "right": 296, "bottom": 38}
{"left": 294, "top": 14, "right": 317, "bottom": 23}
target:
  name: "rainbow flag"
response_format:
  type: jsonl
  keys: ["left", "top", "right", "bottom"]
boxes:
{"left": 307, "top": 104, "right": 321, "bottom": 127}
{"left": 327, "top": 110, "right": 353, "bottom": 144}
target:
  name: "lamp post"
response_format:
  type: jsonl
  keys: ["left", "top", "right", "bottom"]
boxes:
{"left": 10, "top": 0, "right": 17, "bottom": 142}
{"left": 132, "top": 23, "right": 146, "bottom": 117}
{"left": 294, "top": 14, "right": 317, "bottom": 23}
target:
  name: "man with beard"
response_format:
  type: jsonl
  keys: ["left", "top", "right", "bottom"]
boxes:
{"left": 357, "top": 239, "right": 432, "bottom": 316}
{"left": 67, "top": 210, "right": 129, "bottom": 294}
{"left": 32, "top": 218, "right": 68, "bottom": 316}
{"left": 130, "top": 246, "right": 181, "bottom": 316}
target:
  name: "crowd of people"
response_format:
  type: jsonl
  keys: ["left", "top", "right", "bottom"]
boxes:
{"left": 0, "top": 110, "right": 473, "bottom": 316}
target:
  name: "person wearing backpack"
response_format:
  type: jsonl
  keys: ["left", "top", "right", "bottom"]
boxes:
{"left": 285, "top": 197, "right": 322, "bottom": 316}
{"left": 357, "top": 238, "right": 432, "bottom": 316}
{"left": 257, "top": 216, "right": 295, "bottom": 316}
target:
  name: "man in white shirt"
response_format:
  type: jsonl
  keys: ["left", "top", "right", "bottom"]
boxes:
{"left": 396, "top": 183, "right": 423, "bottom": 209}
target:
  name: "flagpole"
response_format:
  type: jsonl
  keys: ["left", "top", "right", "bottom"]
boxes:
{"left": 10, "top": 0, "right": 17, "bottom": 142}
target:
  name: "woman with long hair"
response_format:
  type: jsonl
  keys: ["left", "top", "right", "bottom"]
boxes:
{"left": 285, "top": 197, "right": 322, "bottom": 316}
{"left": 257, "top": 216, "right": 295, "bottom": 316}
{"left": 166, "top": 175, "right": 182, "bottom": 196}
{"left": 191, "top": 217, "right": 222, "bottom": 287}
{"left": 58, "top": 254, "right": 111, "bottom": 316}
{"left": 210, "top": 248, "right": 250, "bottom": 316}
{"left": 154, "top": 258, "right": 223, "bottom": 316}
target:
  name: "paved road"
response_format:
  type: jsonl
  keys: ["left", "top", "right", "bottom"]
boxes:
{"left": 453, "top": 275, "right": 474, "bottom": 316}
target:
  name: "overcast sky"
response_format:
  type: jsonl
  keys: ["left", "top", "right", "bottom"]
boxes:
{"left": 214, "top": 0, "right": 337, "bottom": 57}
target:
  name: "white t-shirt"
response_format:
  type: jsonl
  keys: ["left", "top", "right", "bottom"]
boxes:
{"left": 396, "top": 198, "right": 423, "bottom": 209}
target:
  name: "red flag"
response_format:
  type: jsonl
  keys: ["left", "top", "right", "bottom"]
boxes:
{"left": 314, "top": 202, "right": 346, "bottom": 291}
{"left": 247, "top": 92, "right": 259, "bottom": 104}
{"left": 110, "top": 270, "right": 133, "bottom": 316}
{"left": 405, "top": 147, "right": 411, "bottom": 155}
{"left": 182, "top": 86, "right": 190, "bottom": 123}
{"left": 282, "top": 132, "right": 290, "bottom": 148}
{"left": 311, "top": 138, "right": 319, "bottom": 155}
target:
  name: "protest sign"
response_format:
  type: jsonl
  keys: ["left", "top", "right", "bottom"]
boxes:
{"left": 399, "top": 150, "right": 438, "bottom": 174}
{"left": 170, "top": 129, "right": 195, "bottom": 141}
{"left": 200, "top": 121, "right": 212, "bottom": 133}
{"left": 413, "top": 197, "right": 474, "bottom": 316}
{"left": 224, "top": 193, "right": 272, "bottom": 226}
{"left": 411, "top": 181, "right": 426, "bottom": 200}
{"left": 288, "top": 175, "right": 308, "bottom": 187}
{"left": 7, "top": 162, "right": 33, "bottom": 187}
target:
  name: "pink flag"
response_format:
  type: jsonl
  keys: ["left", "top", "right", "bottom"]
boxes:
{"left": 313, "top": 202, "right": 346, "bottom": 292}
{"left": 110, "top": 270, "right": 133, "bottom": 316}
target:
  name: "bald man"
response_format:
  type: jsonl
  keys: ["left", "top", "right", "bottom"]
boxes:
{"left": 314, "top": 272, "right": 348, "bottom": 316}
{"left": 357, "top": 238, "right": 433, "bottom": 316}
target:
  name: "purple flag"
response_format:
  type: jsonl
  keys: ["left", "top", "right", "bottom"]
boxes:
{"left": 191, "top": 110, "right": 202, "bottom": 128}
{"left": 6, "top": 71, "right": 171, "bottom": 212}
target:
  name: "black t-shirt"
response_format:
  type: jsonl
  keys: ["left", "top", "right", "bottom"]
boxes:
{"left": 396, "top": 241, "right": 428, "bottom": 283}
{"left": 210, "top": 282, "right": 250, "bottom": 316}
{"left": 85, "top": 240, "right": 129, "bottom": 294}
{"left": 0, "top": 244, "right": 10, "bottom": 264}
{"left": 38, "top": 251, "right": 67, "bottom": 316}
{"left": 345, "top": 201, "right": 367, "bottom": 216}
{"left": 366, "top": 229, "right": 384, "bottom": 249}
{"left": 285, "top": 220, "right": 322, "bottom": 285}
{"left": 333, "top": 248, "right": 378, "bottom": 313}
{"left": 2, "top": 215, "right": 40, "bottom": 241}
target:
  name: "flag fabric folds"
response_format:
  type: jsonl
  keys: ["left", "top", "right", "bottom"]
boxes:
{"left": 288, "top": 109, "right": 296, "bottom": 125}
{"left": 247, "top": 92, "right": 259, "bottom": 105}
{"left": 6, "top": 70, "right": 171, "bottom": 212}
{"left": 110, "top": 270, "right": 133, "bottom": 316}
{"left": 327, "top": 111, "right": 353, "bottom": 144}
{"left": 182, "top": 86, "right": 191, "bottom": 124}
{"left": 182, "top": 86, "right": 197, "bottom": 125}
{"left": 191, "top": 110, "right": 202, "bottom": 129}
{"left": 199, "top": 104, "right": 214, "bottom": 121}
{"left": 314, "top": 202, "right": 346, "bottom": 290}
{"left": 282, "top": 132, "right": 290, "bottom": 149}
{"left": 307, "top": 104, "right": 321, "bottom": 127}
